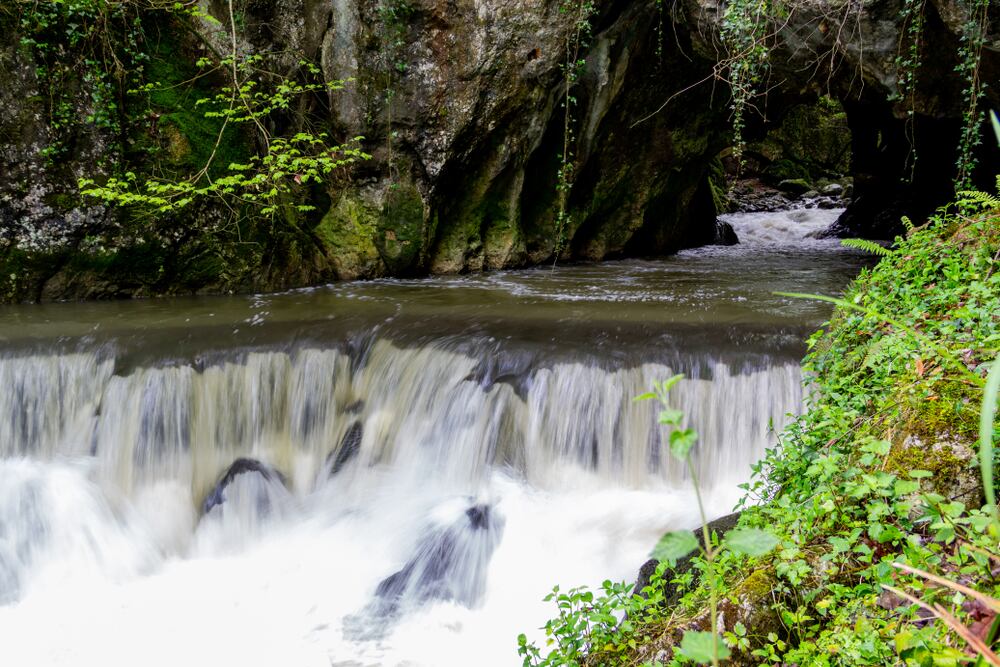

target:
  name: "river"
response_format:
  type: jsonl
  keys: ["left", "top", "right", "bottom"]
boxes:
{"left": 0, "top": 208, "right": 870, "bottom": 666}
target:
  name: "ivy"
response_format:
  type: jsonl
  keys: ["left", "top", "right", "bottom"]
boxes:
{"left": 893, "top": 0, "right": 926, "bottom": 182}
{"left": 552, "top": 0, "right": 596, "bottom": 266}
{"left": 954, "top": 0, "right": 991, "bottom": 190}
{"left": 13, "top": 0, "right": 152, "bottom": 164}
{"left": 719, "top": 0, "right": 770, "bottom": 172}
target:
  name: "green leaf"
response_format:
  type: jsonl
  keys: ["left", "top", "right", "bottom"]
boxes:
{"left": 860, "top": 439, "right": 892, "bottom": 456}
{"left": 658, "top": 409, "right": 683, "bottom": 426}
{"left": 908, "top": 469, "right": 933, "bottom": 479}
{"left": 660, "top": 374, "right": 685, "bottom": 393}
{"left": 724, "top": 527, "right": 780, "bottom": 557}
{"left": 980, "top": 354, "right": 1000, "bottom": 527}
{"left": 633, "top": 392, "right": 657, "bottom": 402}
{"left": 651, "top": 530, "right": 699, "bottom": 564}
{"left": 679, "top": 631, "right": 731, "bottom": 664}
{"left": 669, "top": 429, "right": 698, "bottom": 460}
{"left": 876, "top": 525, "right": 903, "bottom": 543}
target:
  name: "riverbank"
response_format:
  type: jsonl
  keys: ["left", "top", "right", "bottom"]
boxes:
{"left": 521, "top": 195, "right": 1000, "bottom": 665}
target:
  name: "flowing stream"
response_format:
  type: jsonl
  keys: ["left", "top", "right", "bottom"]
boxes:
{"left": 0, "top": 208, "right": 870, "bottom": 666}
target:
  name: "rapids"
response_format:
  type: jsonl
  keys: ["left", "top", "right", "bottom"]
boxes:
{"left": 0, "top": 208, "right": 869, "bottom": 666}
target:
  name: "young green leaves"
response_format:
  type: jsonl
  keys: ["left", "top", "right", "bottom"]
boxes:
{"left": 681, "top": 631, "right": 732, "bottom": 664}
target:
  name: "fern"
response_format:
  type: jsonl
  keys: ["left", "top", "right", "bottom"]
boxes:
{"left": 956, "top": 189, "right": 1000, "bottom": 211}
{"left": 841, "top": 238, "right": 894, "bottom": 256}
{"left": 901, "top": 215, "right": 914, "bottom": 232}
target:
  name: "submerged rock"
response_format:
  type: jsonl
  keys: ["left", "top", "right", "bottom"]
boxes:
{"left": 374, "top": 503, "right": 504, "bottom": 612}
{"left": 201, "top": 458, "right": 286, "bottom": 516}
{"left": 712, "top": 220, "right": 739, "bottom": 246}
{"left": 325, "top": 421, "right": 364, "bottom": 476}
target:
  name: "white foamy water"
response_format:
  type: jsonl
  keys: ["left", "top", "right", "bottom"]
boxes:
{"left": 721, "top": 207, "right": 844, "bottom": 245}
{"left": 0, "top": 210, "right": 866, "bottom": 667}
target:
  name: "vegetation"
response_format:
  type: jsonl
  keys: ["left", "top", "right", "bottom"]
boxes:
{"left": 552, "top": 0, "right": 596, "bottom": 266}
{"left": 518, "top": 185, "right": 1000, "bottom": 665}
{"left": 62, "top": 1, "right": 369, "bottom": 222}
{"left": 714, "top": 0, "right": 993, "bottom": 187}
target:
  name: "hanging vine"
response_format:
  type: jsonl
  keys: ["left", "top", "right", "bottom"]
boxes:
{"left": 376, "top": 0, "right": 414, "bottom": 183}
{"left": 893, "top": 0, "right": 927, "bottom": 183}
{"left": 552, "top": 0, "right": 596, "bottom": 267}
{"left": 954, "top": 0, "right": 991, "bottom": 190}
{"left": 719, "top": 0, "right": 771, "bottom": 174}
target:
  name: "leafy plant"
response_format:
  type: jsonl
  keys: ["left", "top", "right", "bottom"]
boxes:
{"left": 718, "top": 0, "right": 771, "bottom": 171}
{"left": 954, "top": 0, "right": 991, "bottom": 189}
{"left": 839, "top": 238, "right": 894, "bottom": 256}
{"left": 519, "top": 376, "right": 778, "bottom": 666}
{"left": 520, "top": 189, "right": 1000, "bottom": 666}
{"left": 551, "top": 0, "right": 596, "bottom": 267}
{"left": 75, "top": 2, "right": 370, "bottom": 221}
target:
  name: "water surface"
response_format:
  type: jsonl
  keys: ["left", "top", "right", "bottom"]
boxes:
{"left": 0, "top": 208, "right": 871, "bottom": 667}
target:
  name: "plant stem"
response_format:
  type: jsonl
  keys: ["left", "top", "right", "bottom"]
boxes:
{"left": 687, "top": 452, "right": 719, "bottom": 667}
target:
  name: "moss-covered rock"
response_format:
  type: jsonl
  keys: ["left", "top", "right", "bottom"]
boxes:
{"left": 375, "top": 182, "right": 426, "bottom": 274}
{"left": 314, "top": 192, "right": 384, "bottom": 280}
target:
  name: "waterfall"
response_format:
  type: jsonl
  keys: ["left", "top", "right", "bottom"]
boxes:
{"left": 0, "top": 340, "right": 799, "bottom": 503}
{"left": 0, "top": 212, "right": 869, "bottom": 666}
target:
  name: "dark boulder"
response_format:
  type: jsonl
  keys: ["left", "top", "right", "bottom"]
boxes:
{"left": 325, "top": 421, "right": 363, "bottom": 476}
{"left": 373, "top": 503, "right": 504, "bottom": 614}
{"left": 712, "top": 220, "right": 739, "bottom": 246}
{"left": 637, "top": 511, "right": 742, "bottom": 603}
{"left": 201, "top": 458, "right": 286, "bottom": 515}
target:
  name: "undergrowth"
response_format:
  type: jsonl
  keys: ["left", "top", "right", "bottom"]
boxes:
{"left": 519, "top": 191, "right": 1000, "bottom": 665}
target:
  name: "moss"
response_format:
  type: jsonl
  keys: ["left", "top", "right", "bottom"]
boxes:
{"left": 885, "top": 434, "right": 979, "bottom": 501}
{"left": 429, "top": 167, "right": 514, "bottom": 273}
{"left": 141, "top": 24, "right": 249, "bottom": 176}
{"left": 375, "top": 182, "right": 426, "bottom": 273}
{"left": 708, "top": 155, "right": 730, "bottom": 214}
{"left": 314, "top": 193, "right": 383, "bottom": 279}
{"left": 755, "top": 97, "right": 851, "bottom": 184}
{"left": 483, "top": 210, "right": 521, "bottom": 270}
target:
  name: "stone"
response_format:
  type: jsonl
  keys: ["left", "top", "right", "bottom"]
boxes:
{"left": 373, "top": 503, "right": 504, "bottom": 612}
{"left": 777, "top": 179, "right": 812, "bottom": 195}
{"left": 326, "top": 421, "right": 364, "bottom": 476}
{"left": 712, "top": 220, "right": 739, "bottom": 246}
{"left": 822, "top": 183, "right": 844, "bottom": 196}
{"left": 201, "top": 458, "right": 286, "bottom": 515}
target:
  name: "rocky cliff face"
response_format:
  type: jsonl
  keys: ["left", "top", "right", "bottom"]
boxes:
{"left": 0, "top": 0, "right": 996, "bottom": 300}
{"left": 0, "top": 0, "right": 729, "bottom": 300}
{"left": 677, "top": 0, "right": 1000, "bottom": 237}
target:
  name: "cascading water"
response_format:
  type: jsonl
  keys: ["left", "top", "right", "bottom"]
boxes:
{"left": 0, "top": 208, "right": 869, "bottom": 666}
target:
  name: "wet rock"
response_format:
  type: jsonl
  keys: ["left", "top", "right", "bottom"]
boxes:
{"left": 777, "top": 179, "right": 811, "bottom": 196}
{"left": 634, "top": 558, "right": 661, "bottom": 598}
{"left": 712, "top": 220, "right": 739, "bottom": 246}
{"left": 326, "top": 421, "right": 363, "bottom": 476}
{"left": 373, "top": 503, "right": 504, "bottom": 613}
{"left": 201, "top": 458, "right": 286, "bottom": 515}
{"left": 822, "top": 183, "right": 844, "bottom": 197}
{"left": 639, "top": 511, "right": 742, "bottom": 604}
{"left": 1, "top": 0, "right": 732, "bottom": 300}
